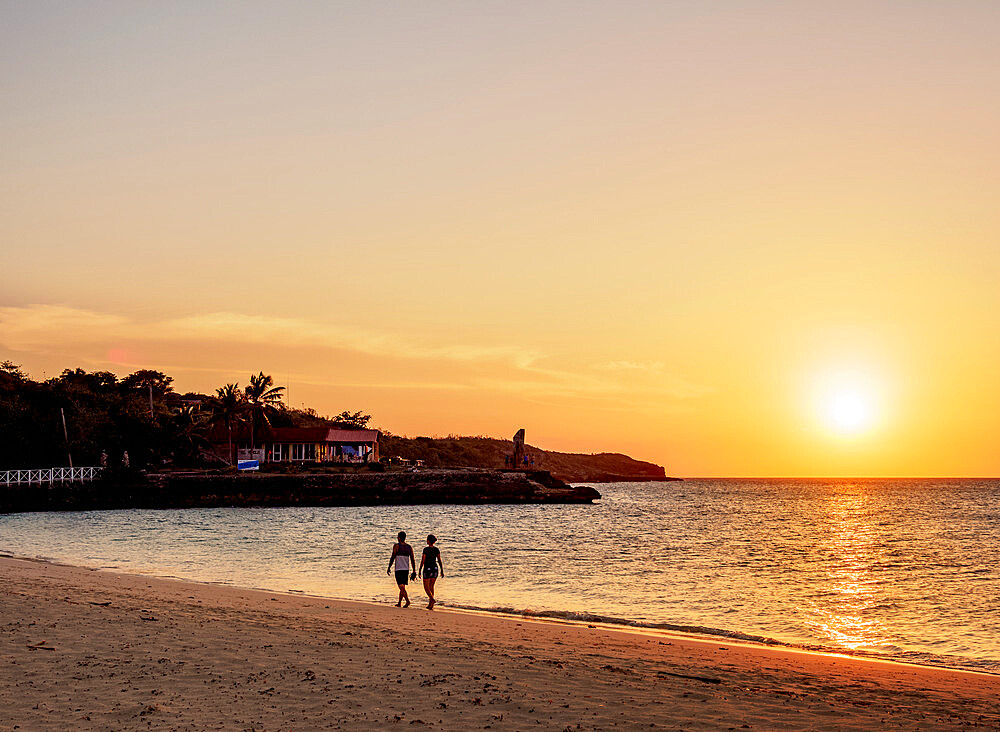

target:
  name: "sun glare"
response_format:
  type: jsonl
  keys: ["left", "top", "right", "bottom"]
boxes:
{"left": 825, "top": 391, "right": 871, "bottom": 433}
{"left": 809, "top": 367, "right": 882, "bottom": 437}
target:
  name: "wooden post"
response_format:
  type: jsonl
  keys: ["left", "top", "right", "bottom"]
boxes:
{"left": 61, "top": 407, "right": 73, "bottom": 469}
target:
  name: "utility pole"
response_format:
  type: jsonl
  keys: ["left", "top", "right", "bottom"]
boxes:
{"left": 61, "top": 407, "right": 73, "bottom": 469}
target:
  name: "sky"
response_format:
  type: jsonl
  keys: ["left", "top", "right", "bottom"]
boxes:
{"left": 2, "top": 1, "right": 999, "bottom": 476}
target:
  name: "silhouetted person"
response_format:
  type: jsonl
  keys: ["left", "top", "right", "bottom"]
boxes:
{"left": 387, "top": 531, "right": 416, "bottom": 607}
{"left": 418, "top": 534, "right": 444, "bottom": 609}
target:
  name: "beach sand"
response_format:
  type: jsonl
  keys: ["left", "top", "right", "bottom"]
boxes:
{"left": 0, "top": 556, "right": 996, "bottom": 730}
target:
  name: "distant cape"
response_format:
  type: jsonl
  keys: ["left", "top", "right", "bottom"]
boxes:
{"left": 379, "top": 435, "right": 676, "bottom": 483}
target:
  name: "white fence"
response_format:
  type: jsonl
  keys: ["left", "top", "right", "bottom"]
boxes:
{"left": 1, "top": 467, "right": 103, "bottom": 486}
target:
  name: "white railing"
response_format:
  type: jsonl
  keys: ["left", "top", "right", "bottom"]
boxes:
{"left": 0, "top": 467, "right": 103, "bottom": 486}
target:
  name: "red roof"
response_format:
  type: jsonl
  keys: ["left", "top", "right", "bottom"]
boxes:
{"left": 209, "top": 426, "right": 379, "bottom": 444}
{"left": 264, "top": 427, "right": 379, "bottom": 444}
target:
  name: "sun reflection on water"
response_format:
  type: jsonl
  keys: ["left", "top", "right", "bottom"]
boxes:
{"left": 808, "top": 485, "right": 893, "bottom": 651}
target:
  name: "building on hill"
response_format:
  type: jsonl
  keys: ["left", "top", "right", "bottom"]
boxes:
{"left": 211, "top": 426, "right": 380, "bottom": 465}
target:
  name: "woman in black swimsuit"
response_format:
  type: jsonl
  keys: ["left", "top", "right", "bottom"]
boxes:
{"left": 418, "top": 534, "right": 444, "bottom": 609}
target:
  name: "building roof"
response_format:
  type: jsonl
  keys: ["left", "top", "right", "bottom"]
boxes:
{"left": 265, "top": 427, "right": 380, "bottom": 444}
{"left": 209, "top": 425, "right": 380, "bottom": 445}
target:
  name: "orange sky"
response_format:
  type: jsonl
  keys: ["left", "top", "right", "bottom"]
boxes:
{"left": 2, "top": 2, "right": 999, "bottom": 476}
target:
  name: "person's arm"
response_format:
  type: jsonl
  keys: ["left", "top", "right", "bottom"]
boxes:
{"left": 437, "top": 551, "right": 444, "bottom": 577}
{"left": 387, "top": 544, "right": 398, "bottom": 575}
{"left": 409, "top": 545, "right": 417, "bottom": 579}
{"left": 418, "top": 548, "right": 426, "bottom": 574}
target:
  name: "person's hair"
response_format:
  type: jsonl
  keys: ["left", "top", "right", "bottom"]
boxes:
{"left": 397, "top": 531, "right": 406, "bottom": 541}
{"left": 427, "top": 534, "right": 436, "bottom": 544}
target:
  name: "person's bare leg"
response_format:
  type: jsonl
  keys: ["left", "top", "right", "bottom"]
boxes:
{"left": 396, "top": 584, "right": 404, "bottom": 607}
{"left": 426, "top": 578, "right": 436, "bottom": 608}
{"left": 401, "top": 584, "right": 410, "bottom": 607}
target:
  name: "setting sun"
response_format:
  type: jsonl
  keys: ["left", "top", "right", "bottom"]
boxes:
{"left": 809, "top": 366, "right": 883, "bottom": 439}
{"left": 825, "top": 391, "right": 873, "bottom": 434}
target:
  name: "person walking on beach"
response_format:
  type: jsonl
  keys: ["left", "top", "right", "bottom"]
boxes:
{"left": 418, "top": 534, "right": 444, "bottom": 609}
{"left": 387, "top": 531, "right": 416, "bottom": 608}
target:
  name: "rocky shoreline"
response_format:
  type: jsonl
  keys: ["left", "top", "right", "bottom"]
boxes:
{"left": 0, "top": 468, "right": 600, "bottom": 513}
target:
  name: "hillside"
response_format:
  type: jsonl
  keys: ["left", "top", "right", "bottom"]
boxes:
{"left": 378, "top": 435, "right": 674, "bottom": 483}
{"left": 0, "top": 364, "right": 675, "bottom": 482}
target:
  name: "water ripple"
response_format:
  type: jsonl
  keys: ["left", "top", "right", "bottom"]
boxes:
{"left": 1, "top": 479, "right": 997, "bottom": 672}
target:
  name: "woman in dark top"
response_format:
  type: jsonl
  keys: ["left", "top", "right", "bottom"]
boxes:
{"left": 418, "top": 534, "right": 444, "bottom": 609}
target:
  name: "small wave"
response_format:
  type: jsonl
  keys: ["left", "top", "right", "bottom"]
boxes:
{"left": 443, "top": 603, "right": 785, "bottom": 646}
{"left": 440, "top": 602, "right": 1000, "bottom": 674}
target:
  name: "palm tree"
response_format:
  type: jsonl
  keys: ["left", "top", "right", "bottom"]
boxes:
{"left": 167, "top": 406, "right": 211, "bottom": 465}
{"left": 209, "top": 383, "right": 246, "bottom": 465}
{"left": 244, "top": 372, "right": 285, "bottom": 454}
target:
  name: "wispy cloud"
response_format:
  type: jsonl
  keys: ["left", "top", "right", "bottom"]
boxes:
{"left": 595, "top": 360, "right": 666, "bottom": 372}
{"left": 0, "top": 305, "right": 129, "bottom": 348}
{"left": 161, "top": 311, "right": 541, "bottom": 367}
{"left": 0, "top": 304, "right": 711, "bottom": 406}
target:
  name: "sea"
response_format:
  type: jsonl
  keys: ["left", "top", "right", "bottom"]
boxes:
{"left": 1, "top": 479, "right": 997, "bottom": 674}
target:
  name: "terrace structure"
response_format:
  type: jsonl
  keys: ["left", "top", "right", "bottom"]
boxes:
{"left": 218, "top": 426, "right": 380, "bottom": 465}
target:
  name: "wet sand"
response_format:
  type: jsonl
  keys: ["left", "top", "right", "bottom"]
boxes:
{"left": 0, "top": 556, "right": 997, "bottom": 730}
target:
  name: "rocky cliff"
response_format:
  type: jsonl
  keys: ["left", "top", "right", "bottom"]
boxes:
{"left": 379, "top": 435, "right": 675, "bottom": 482}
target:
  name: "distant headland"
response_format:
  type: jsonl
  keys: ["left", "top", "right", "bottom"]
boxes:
{"left": 0, "top": 363, "right": 677, "bottom": 511}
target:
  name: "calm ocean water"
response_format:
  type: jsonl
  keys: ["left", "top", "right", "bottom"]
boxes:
{"left": 1, "top": 479, "right": 997, "bottom": 673}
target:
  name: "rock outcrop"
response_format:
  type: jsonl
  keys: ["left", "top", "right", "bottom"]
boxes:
{"left": 379, "top": 435, "right": 675, "bottom": 482}
{"left": 0, "top": 469, "right": 600, "bottom": 513}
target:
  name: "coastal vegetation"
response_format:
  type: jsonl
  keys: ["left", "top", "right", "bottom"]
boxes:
{"left": 0, "top": 363, "right": 665, "bottom": 481}
{"left": 379, "top": 434, "right": 667, "bottom": 482}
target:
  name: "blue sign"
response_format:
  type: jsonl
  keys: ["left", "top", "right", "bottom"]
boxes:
{"left": 237, "top": 460, "right": 259, "bottom": 471}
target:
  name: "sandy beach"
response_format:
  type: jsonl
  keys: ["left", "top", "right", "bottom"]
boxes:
{"left": 0, "top": 556, "right": 996, "bottom": 730}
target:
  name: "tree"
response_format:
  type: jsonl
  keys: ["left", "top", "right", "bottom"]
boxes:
{"left": 120, "top": 370, "right": 174, "bottom": 397}
{"left": 165, "top": 406, "right": 211, "bottom": 464}
{"left": 0, "top": 361, "right": 26, "bottom": 380}
{"left": 209, "top": 383, "right": 245, "bottom": 465}
{"left": 333, "top": 410, "right": 371, "bottom": 429}
{"left": 244, "top": 372, "right": 285, "bottom": 453}
{"left": 57, "top": 368, "right": 119, "bottom": 392}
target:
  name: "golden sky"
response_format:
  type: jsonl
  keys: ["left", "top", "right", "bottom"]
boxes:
{"left": 2, "top": 2, "right": 999, "bottom": 476}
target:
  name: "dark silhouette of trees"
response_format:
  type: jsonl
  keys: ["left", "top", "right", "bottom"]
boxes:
{"left": 0, "top": 365, "right": 386, "bottom": 471}
{"left": 0, "top": 364, "right": 165, "bottom": 468}
{"left": 120, "top": 370, "right": 173, "bottom": 397}
{"left": 165, "top": 406, "right": 210, "bottom": 464}
{"left": 209, "top": 383, "right": 246, "bottom": 465}
{"left": 332, "top": 410, "right": 372, "bottom": 428}
{"left": 243, "top": 372, "right": 285, "bottom": 453}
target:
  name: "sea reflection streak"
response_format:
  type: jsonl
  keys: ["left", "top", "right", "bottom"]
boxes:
{"left": 807, "top": 486, "right": 893, "bottom": 651}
